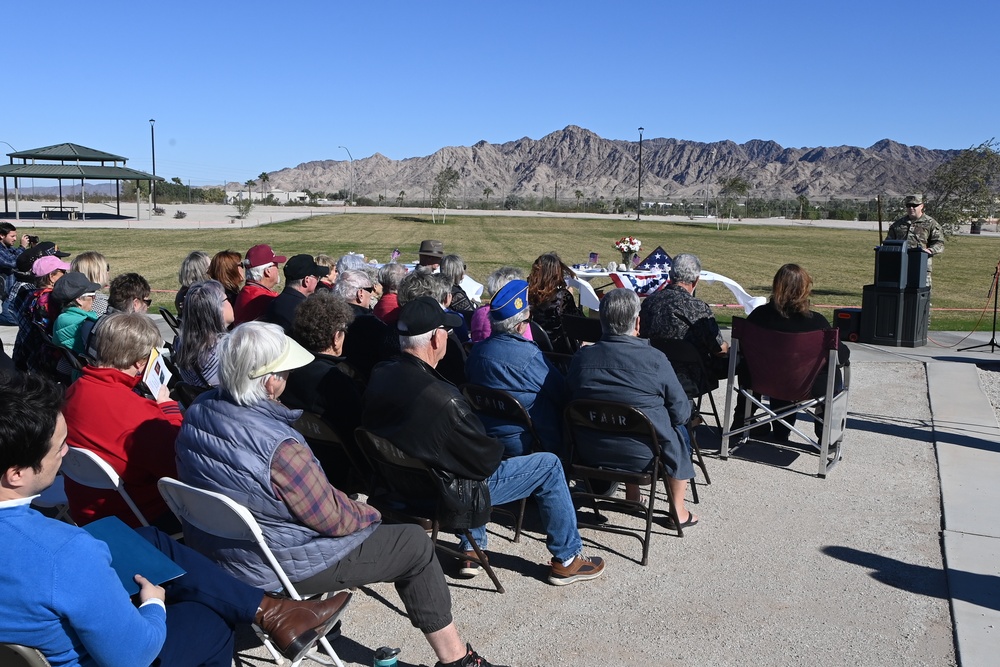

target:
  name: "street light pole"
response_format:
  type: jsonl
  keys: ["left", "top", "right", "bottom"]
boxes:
{"left": 338, "top": 145, "right": 354, "bottom": 206}
{"left": 637, "top": 127, "right": 644, "bottom": 221}
{"left": 149, "top": 119, "right": 157, "bottom": 209}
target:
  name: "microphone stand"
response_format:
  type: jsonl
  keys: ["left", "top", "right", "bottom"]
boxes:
{"left": 960, "top": 258, "right": 1000, "bottom": 353}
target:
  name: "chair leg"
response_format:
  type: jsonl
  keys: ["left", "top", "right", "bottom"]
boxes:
{"left": 461, "top": 530, "right": 505, "bottom": 594}
{"left": 513, "top": 498, "right": 526, "bottom": 543}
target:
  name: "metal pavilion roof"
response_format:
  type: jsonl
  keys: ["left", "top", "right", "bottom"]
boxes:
{"left": 0, "top": 162, "right": 162, "bottom": 181}
{"left": 6, "top": 143, "right": 127, "bottom": 163}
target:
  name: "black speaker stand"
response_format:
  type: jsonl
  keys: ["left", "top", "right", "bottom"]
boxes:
{"left": 960, "top": 259, "right": 1000, "bottom": 353}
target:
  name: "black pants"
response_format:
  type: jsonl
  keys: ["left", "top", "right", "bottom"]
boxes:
{"left": 295, "top": 524, "right": 453, "bottom": 635}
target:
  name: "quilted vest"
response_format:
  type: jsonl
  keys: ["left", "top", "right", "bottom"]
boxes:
{"left": 175, "top": 390, "right": 376, "bottom": 589}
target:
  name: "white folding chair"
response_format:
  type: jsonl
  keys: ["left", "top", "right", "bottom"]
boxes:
{"left": 157, "top": 477, "right": 345, "bottom": 667}
{"left": 0, "top": 643, "right": 52, "bottom": 666}
{"left": 566, "top": 276, "right": 602, "bottom": 311}
{"left": 31, "top": 474, "right": 72, "bottom": 523}
{"left": 61, "top": 447, "right": 150, "bottom": 527}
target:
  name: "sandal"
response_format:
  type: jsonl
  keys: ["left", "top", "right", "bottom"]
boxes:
{"left": 665, "top": 511, "right": 699, "bottom": 530}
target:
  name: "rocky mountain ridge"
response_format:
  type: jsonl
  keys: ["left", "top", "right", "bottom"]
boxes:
{"left": 263, "top": 125, "right": 958, "bottom": 203}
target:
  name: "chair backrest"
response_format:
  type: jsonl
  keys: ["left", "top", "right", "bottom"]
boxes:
{"left": 61, "top": 447, "right": 150, "bottom": 527}
{"left": 732, "top": 317, "right": 839, "bottom": 402}
{"left": 0, "top": 644, "right": 51, "bottom": 667}
{"left": 156, "top": 477, "right": 299, "bottom": 595}
{"left": 564, "top": 399, "right": 661, "bottom": 459}
{"left": 528, "top": 321, "right": 554, "bottom": 352}
{"left": 461, "top": 382, "right": 538, "bottom": 428}
{"left": 562, "top": 314, "right": 603, "bottom": 346}
{"left": 159, "top": 307, "right": 180, "bottom": 336}
{"left": 354, "top": 428, "right": 437, "bottom": 503}
{"left": 649, "top": 337, "right": 717, "bottom": 399}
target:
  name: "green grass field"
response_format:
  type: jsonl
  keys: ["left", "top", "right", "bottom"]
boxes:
{"left": 47, "top": 213, "right": 1000, "bottom": 330}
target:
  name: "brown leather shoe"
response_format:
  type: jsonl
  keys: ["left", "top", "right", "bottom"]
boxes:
{"left": 255, "top": 590, "right": 352, "bottom": 662}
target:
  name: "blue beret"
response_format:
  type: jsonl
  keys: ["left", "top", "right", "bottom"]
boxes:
{"left": 490, "top": 280, "right": 529, "bottom": 320}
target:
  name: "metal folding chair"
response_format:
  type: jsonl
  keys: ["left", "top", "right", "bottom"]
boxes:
{"left": 0, "top": 644, "right": 51, "bottom": 667}
{"left": 61, "top": 447, "right": 150, "bottom": 527}
{"left": 157, "top": 477, "right": 347, "bottom": 667}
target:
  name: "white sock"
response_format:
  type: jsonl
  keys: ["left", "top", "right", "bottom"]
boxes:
{"left": 560, "top": 555, "right": 575, "bottom": 567}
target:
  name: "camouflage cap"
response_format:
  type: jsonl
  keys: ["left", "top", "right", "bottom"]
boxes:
{"left": 904, "top": 194, "right": 925, "bottom": 205}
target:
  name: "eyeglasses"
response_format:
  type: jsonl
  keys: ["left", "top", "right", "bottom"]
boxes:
{"left": 361, "top": 286, "right": 376, "bottom": 293}
{"left": 437, "top": 325, "right": 453, "bottom": 334}
{"left": 80, "top": 292, "right": 96, "bottom": 299}
{"left": 906, "top": 203, "right": 922, "bottom": 208}
{"left": 142, "top": 297, "right": 153, "bottom": 306}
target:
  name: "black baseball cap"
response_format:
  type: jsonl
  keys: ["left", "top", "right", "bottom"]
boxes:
{"left": 284, "top": 254, "right": 330, "bottom": 281}
{"left": 16, "top": 242, "right": 70, "bottom": 274}
{"left": 397, "top": 296, "right": 464, "bottom": 336}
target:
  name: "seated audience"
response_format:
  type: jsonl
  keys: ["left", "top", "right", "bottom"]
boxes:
{"left": 234, "top": 244, "right": 285, "bottom": 325}
{"left": 567, "top": 289, "right": 697, "bottom": 527}
{"left": 398, "top": 270, "right": 467, "bottom": 385}
{"left": 373, "top": 262, "right": 406, "bottom": 325}
{"left": 62, "top": 313, "right": 182, "bottom": 529}
{"left": 334, "top": 269, "right": 395, "bottom": 381}
{"left": 3, "top": 242, "right": 68, "bottom": 329}
{"left": 208, "top": 249, "right": 245, "bottom": 307}
{"left": 13, "top": 255, "right": 70, "bottom": 374}
{"left": 364, "top": 297, "right": 606, "bottom": 585}
{"left": 70, "top": 251, "right": 110, "bottom": 316}
{"left": 465, "top": 280, "right": 567, "bottom": 457}
{"left": 470, "top": 266, "right": 530, "bottom": 344}
{"left": 51, "top": 272, "right": 101, "bottom": 357}
{"left": 640, "top": 252, "right": 729, "bottom": 379}
{"left": 0, "top": 373, "right": 351, "bottom": 665}
{"left": 264, "top": 254, "right": 329, "bottom": 333}
{"left": 175, "top": 250, "right": 210, "bottom": 317}
{"left": 440, "top": 254, "right": 476, "bottom": 322}
{"left": 108, "top": 272, "right": 152, "bottom": 314}
{"left": 174, "top": 280, "right": 233, "bottom": 388}
{"left": 285, "top": 292, "right": 365, "bottom": 488}
{"left": 528, "top": 253, "right": 582, "bottom": 354}
{"left": 737, "top": 263, "right": 851, "bottom": 440}
{"left": 175, "top": 322, "right": 504, "bottom": 667}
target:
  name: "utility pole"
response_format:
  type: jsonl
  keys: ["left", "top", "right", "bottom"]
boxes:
{"left": 637, "top": 127, "right": 644, "bottom": 220}
{"left": 149, "top": 119, "right": 157, "bottom": 209}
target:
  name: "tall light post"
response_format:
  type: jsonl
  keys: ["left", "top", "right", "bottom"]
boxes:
{"left": 149, "top": 119, "right": 157, "bottom": 209}
{"left": 636, "top": 127, "right": 644, "bottom": 221}
{"left": 338, "top": 145, "right": 354, "bottom": 206}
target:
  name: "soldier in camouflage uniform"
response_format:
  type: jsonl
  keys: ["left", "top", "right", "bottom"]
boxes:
{"left": 639, "top": 253, "right": 730, "bottom": 379}
{"left": 886, "top": 193, "right": 944, "bottom": 286}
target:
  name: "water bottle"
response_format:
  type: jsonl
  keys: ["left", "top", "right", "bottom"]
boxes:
{"left": 374, "top": 646, "right": 401, "bottom": 667}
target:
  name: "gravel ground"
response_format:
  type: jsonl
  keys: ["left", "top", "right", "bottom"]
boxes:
{"left": 230, "top": 361, "right": 954, "bottom": 667}
{"left": 976, "top": 362, "right": 1000, "bottom": 423}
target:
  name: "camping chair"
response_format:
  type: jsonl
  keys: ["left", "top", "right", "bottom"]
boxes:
{"left": 564, "top": 399, "right": 687, "bottom": 566}
{"left": 459, "top": 384, "right": 536, "bottom": 542}
{"left": 294, "top": 411, "right": 374, "bottom": 495}
{"left": 0, "top": 644, "right": 51, "bottom": 667}
{"left": 561, "top": 314, "right": 603, "bottom": 348}
{"left": 353, "top": 428, "right": 505, "bottom": 594}
{"left": 60, "top": 447, "right": 150, "bottom": 527}
{"left": 157, "top": 478, "right": 347, "bottom": 667}
{"left": 720, "top": 317, "right": 850, "bottom": 478}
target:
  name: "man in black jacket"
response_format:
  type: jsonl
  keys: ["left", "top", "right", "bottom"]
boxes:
{"left": 363, "top": 297, "right": 606, "bottom": 586}
{"left": 263, "top": 254, "right": 329, "bottom": 334}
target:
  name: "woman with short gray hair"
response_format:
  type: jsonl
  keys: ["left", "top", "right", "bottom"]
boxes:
{"left": 175, "top": 251, "right": 211, "bottom": 317}
{"left": 440, "top": 254, "right": 475, "bottom": 319}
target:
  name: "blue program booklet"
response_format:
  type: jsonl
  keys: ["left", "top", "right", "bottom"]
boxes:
{"left": 82, "top": 516, "right": 186, "bottom": 595}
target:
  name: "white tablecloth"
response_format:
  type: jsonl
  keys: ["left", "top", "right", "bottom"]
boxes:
{"left": 570, "top": 269, "right": 765, "bottom": 315}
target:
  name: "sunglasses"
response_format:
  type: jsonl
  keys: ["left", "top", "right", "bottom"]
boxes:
{"left": 906, "top": 203, "right": 922, "bottom": 208}
{"left": 142, "top": 297, "right": 153, "bottom": 306}
{"left": 361, "top": 286, "right": 376, "bottom": 293}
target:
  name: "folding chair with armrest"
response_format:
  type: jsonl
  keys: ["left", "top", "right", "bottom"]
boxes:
{"left": 156, "top": 477, "right": 347, "bottom": 667}
{"left": 60, "top": 447, "right": 150, "bottom": 527}
{"left": 353, "top": 427, "right": 505, "bottom": 594}
{"left": 720, "top": 317, "right": 850, "bottom": 478}
{"left": 564, "top": 399, "right": 688, "bottom": 566}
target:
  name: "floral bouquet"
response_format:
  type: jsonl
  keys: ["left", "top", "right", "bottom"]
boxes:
{"left": 614, "top": 236, "right": 642, "bottom": 264}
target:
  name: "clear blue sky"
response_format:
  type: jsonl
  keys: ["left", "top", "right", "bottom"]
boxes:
{"left": 3, "top": 0, "right": 994, "bottom": 185}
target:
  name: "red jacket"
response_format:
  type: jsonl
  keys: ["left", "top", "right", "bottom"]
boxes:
{"left": 62, "top": 365, "right": 183, "bottom": 527}
{"left": 234, "top": 281, "right": 277, "bottom": 325}
{"left": 372, "top": 292, "right": 400, "bottom": 326}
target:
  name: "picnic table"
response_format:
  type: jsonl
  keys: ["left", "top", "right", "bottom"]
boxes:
{"left": 40, "top": 205, "right": 79, "bottom": 220}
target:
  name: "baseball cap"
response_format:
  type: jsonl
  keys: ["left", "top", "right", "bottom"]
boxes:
{"left": 284, "top": 254, "right": 330, "bottom": 281}
{"left": 904, "top": 194, "right": 925, "bottom": 205}
{"left": 32, "top": 255, "right": 71, "bottom": 277}
{"left": 51, "top": 272, "right": 101, "bottom": 302}
{"left": 248, "top": 335, "right": 314, "bottom": 378}
{"left": 245, "top": 244, "right": 287, "bottom": 268}
{"left": 397, "top": 296, "right": 464, "bottom": 336}
{"left": 490, "top": 280, "right": 529, "bottom": 320}
{"left": 17, "top": 242, "right": 70, "bottom": 274}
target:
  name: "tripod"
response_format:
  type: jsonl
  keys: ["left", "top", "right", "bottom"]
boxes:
{"left": 960, "top": 259, "right": 1000, "bottom": 353}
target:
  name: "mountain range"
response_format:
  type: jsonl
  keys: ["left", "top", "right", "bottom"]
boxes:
{"left": 262, "top": 125, "right": 959, "bottom": 203}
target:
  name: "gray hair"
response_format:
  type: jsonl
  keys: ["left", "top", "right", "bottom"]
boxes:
{"left": 333, "top": 269, "right": 372, "bottom": 299}
{"left": 93, "top": 312, "right": 162, "bottom": 370}
{"left": 176, "top": 280, "right": 228, "bottom": 370}
{"left": 178, "top": 251, "right": 211, "bottom": 288}
{"left": 440, "top": 254, "right": 465, "bottom": 287}
{"left": 490, "top": 308, "right": 530, "bottom": 335}
{"left": 399, "top": 329, "right": 434, "bottom": 352}
{"left": 378, "top": 262, "right": 407, "bottom": 293}
{"left": 485, "top": 266, "right": 524, "bottom": 297}
{"left": 398, "top": 270, "right": 448, "bottom": 306}
{"left": 335, "top": 253, "right": 367, "bottom": 274}
{"left": 600, "top": 288, "right": 641, "bottom": 336}
{"left": 246, "top": 264, "right": 269, "bottom": 282}
{"left": 218, "top": 322, "right": 286, "bottom": 406}
{"left": 670, "top": 253, "right": 701, "bottom": 284}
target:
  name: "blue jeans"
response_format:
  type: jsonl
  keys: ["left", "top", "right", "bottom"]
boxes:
{"left": 459, "top": 452, "right": 581, "bottom": 562}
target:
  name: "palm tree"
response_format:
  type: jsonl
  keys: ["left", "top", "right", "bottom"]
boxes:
{"left": 797, "top": 194, "right": 810, "bottom": 220}
{"left": 244, "top": 179, "right": 255, "bottom": 203}
{"left": 483, "top": 186, "right": 493, "bottom": 208}
{"left": 397, "top": 190, "right": 405, "bottom": 207}
{"left": 574, "top": 189, "right": 584, "bottom": 211}
{"left": 258, "top": 172, "right": 270, "bottom": 201}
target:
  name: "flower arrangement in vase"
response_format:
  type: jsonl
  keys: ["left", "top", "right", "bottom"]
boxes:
{"left": 614, "top": 236, "right": 642, "bottom": 266}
